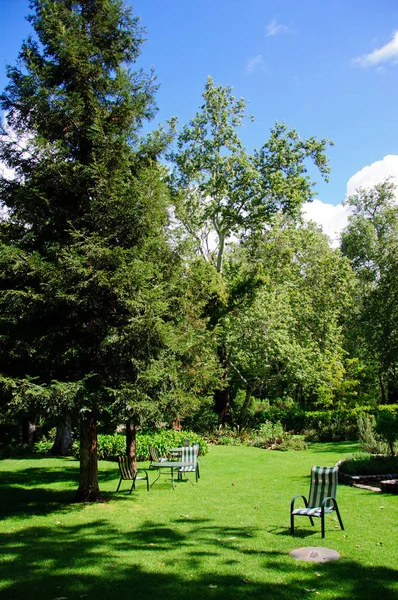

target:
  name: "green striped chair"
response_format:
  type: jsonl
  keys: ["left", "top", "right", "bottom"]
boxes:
{"left": 290, "top": 466, "right": 344, "bottom": 538}
{"left": 116, "top": 456, "right": 149, "bottom": 493}
{"left": 178, "top": 445, "right": 199, "bottom": 483}
{"left": 149, "top": 446, "right": 167, "bottom": 466}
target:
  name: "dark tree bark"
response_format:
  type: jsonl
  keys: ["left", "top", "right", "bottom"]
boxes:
{"left": 239, "top": 388, "right": 253, "bottom": 425}
{"left": 21, "top": 417, "right": 37, "bottom": 445}
{"left": 214, "top": 345, "right": 232, "bottom": 423}
{"left": 126, "top": 421, "right": 137, "bottom": 470}
{"left": 51, "top": 420, "right": 72, "bottom": 456}
{"left": 75, "top": 413, "right": 101, "bottom": 502}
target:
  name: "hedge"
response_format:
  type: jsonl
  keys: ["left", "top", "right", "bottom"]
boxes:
{"left": 72, "top": 430, "right": 208, "bottom": 460}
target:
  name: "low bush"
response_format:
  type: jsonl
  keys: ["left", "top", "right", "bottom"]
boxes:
{"left": 338, "top": 453, "right": 398, "bottom": 476}
{"left": 375, "top": 406, "right": 398, "bottom": 456}
{"left": 250, "top": 420, "right": 287, "bottom": 449}
{"left": 252, "top": 405, "right": 385, "bottom": 442}
{"left": 277, "top": 435, "right": 308, "bottom": 452}
{"left": 71, "top": 430, "right": 208, "bottom": 460}
{"left": 357, "top": 414, "right": 387, "bottom": 454}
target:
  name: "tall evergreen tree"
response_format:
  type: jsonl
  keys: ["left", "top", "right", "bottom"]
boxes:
{"left": 0, "top": 0, "right": 172, "bottom": 501}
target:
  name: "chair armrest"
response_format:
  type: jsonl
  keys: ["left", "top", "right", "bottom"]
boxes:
{"left": 320, "top": 496, "right": 337, "bottom": 512}
{"left": 136, "top": 468, "right": 149, "bottom": 475}
{"left": 290, "top": 495, "right": 308, "bottom": 512}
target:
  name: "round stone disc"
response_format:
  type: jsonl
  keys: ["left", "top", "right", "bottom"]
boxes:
{"left": 290, "top": 547, "right": 341, "bottom": 562}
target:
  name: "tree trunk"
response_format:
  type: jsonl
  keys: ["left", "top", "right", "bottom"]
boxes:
{"left": 240, "top": 388, "right": 252, "bottom": 425}
{"left": 126, "top": 421, "right": 137, "bottom": 470}
{"left": 75, "top": 413, "right": 101, "bottom": 502}
{"left": 379, "top": 373, "right": 387, "bottom": 403}
{"left": 214, "top": 345, "right": 232, "bottom": 423}
{"left": 21, "top": 417, "right": 37, "bottom": 445}
{"left": 51, "top": 419, "right": 72, "bottom": 456}
{"left": 214, "top": 386, "right": 231, "bottom": 423}
{"left": 389, "top": 441, "right": 395, "bottom": 457}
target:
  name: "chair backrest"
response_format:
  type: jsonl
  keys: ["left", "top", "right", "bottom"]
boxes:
{"left": 308, "top": 466, "right": 339, "bottom": 509}
{"left": 192, "top": 442, "right": 200, "bottom": 456}
{"left": 181, "top": 445, "right": 197, "bottom": 467}
{"left": 118, "top": 456, "right": 134, "bottom": 480}
{"left": 149, "top": 446, "right": 160, "bottom": 462}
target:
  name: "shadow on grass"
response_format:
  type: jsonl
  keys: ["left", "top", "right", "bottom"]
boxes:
{"left": 0, "top": 462, "right": 126, "bottom": 520}
{"left": 310, "top": 441, "right": 360, "bottom": 455}
{"left": 0, "top": 518, "right": 397, "bottom": 600}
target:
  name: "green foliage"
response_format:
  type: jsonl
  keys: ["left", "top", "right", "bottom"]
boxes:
{"left": 375, "top": 406, "right": 398, "bottom": 455}
{"left": 277, "top": 435, "right": 308, "bottom": 452}
{"left": 338, "top": 453, "right": 398, "bottom": 475}
{"left": 250, "top": 420, "right": 286, "bottom": 448}
{"left": 341, "top": 180, "right": 398, "bottom": 403}
{"left": 169, "top": 78, "right": 332, "bottom": 274}
{"left": 223, "top": 220, "right": 356, "bottom": 411}
{"left": 357, "top": 414, "right": 388, "bottom": 454}
{"left": 71, "top": 430, "right": 208, "bottom": 460}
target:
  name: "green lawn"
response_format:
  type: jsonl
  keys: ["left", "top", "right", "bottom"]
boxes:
{"left": 0, "top": 442, "right": 397, "bottom": 600}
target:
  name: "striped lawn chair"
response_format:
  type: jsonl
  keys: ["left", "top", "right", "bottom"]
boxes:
{"left": 116, "top": 456, "right": 149, "bottom": 493}
{"left": 149, "top": 446, "right": 167, "bottom": 466}
{"left": 290, "top": 466, "right": 344, "bottom": 538}
{"left": 178, "top": 445, "right": 199, "bottom": 483}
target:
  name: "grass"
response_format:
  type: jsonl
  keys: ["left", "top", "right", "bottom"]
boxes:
{"left": 0, "top": 442, "right": 397, "bottom": 600}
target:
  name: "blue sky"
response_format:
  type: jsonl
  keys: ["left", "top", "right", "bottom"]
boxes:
{"left": 1, "top": 0, "right": 398, "bottom": 242}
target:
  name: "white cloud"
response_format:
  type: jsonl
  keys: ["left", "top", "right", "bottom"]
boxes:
{"left": 303, "top": 155, "right": 398, "bottom": 247}
{"left": 302, "top": 200, "right": 350, "bottom": 247}
{"left": 354, "top": 30, "right": 398, "bottom": 67}
{"left": 346, "top": 154, "right": 398, "bottom": 197}
{"left": 265, "top": 18, "right": 289, "bottom": 37}
{"left": 245, "top": 54, "right": 265, "bottom": 74}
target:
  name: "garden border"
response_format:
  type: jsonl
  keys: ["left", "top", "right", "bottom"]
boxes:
{"left": 335, "top": 459, "right": 398, "bottom": 494}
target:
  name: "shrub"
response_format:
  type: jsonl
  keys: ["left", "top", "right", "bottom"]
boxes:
{"left": 32, "top": 440, "right": 54, "bottom": 455}
{"left": 250, "top": 421, "right": 286, "bottom": 449}
{"left": 277, "top": 435, "right": 308, "bottom": 452}
{"left": 71, "top": 430, "right": 208, "bottom": 460}
{"left": 357, "top": 414, "right": 387, "bottom": 454}
{"left": 338, "top": 453, "right": 398, "bottom": 475}
{"left": 375, "top": 406, "right": 398, "bottom": 456}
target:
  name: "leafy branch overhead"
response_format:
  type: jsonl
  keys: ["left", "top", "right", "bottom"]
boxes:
{"left": 169, "top": 76, "right": 333, "bottom": 273}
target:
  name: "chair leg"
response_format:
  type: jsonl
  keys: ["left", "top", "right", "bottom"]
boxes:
{"left": 290, "top": 512, "right": 294, "bottom": 535}
{"left": 145, "top": 474, "right": 149, "bottom": 491}
{"left": 130, "top": 477, "right": 136, "bottom": 494}
{"left": 321, "top": 509, "right": 325, "bottom": 538}
{"left": 335, "top": 502, "right": 344, "bottom": 530}
{"left": 116, "top": 477, "right": 122, "bottom": 493}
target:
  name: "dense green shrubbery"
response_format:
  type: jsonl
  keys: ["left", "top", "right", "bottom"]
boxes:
{"left": 357, "top": 415, "right": 388, "bottom": 454}
{"left": 71, "top": 430, "right": 208, "bottom": 460}
{"left": 252, "top": 405, "right": 392, "bottom": 442}
{"left": 375, "top": 406, "right": 398, "bottom": 456}
{"left": 338, "top": 453, "right": 398, "bottom": 475}
{"left": 250, "top": 421, "right": 308, "bottom": 451}
{"left": 250, "top": 421, "right": 285, "bottom": 448}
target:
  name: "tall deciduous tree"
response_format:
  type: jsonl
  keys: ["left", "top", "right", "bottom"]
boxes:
{"left": 224, "top": 220, "right": 355, "bottom": 418}
{"left": 0, "top": 0, "right": 172, "bottom": 500}
{"left": 341, "top": 180, "right": 398, "bottom": 403}
{"left": 169, "top": 77, "right": 333, "bottom": 420}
